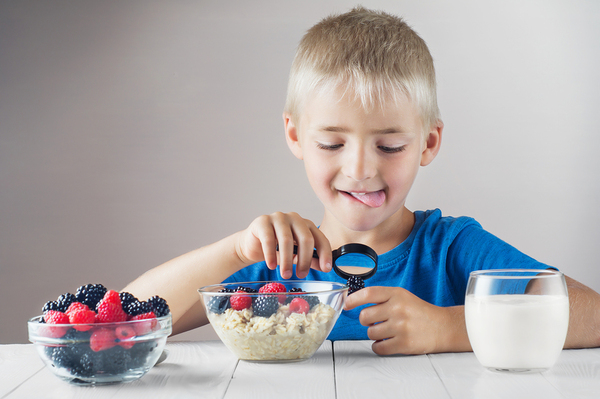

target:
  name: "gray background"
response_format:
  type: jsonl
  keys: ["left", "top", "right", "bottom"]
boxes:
{"left": 2, "top": 0, "right": 599, "bottom": 343}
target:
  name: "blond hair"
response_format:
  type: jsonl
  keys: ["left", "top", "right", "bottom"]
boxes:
{"left": 284, "top": 6, "right": 441, "bottom": 132}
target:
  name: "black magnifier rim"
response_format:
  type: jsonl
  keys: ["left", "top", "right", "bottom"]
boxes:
{"left": 283, "top": 243, "right": 378, "bottom": 280}
{"left": 331, "top": 243, "right": 378, "bottom": 280}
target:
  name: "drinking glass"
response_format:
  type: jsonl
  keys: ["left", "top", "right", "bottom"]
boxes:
{"left": 465, "top": 269, "right": 569, "bottom": 372}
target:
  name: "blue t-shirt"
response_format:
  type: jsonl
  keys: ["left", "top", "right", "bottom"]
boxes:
{"left": 223, "top": 209, "right": 553, "bottom": 340}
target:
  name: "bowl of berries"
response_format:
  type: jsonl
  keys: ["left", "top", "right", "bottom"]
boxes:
{"left": 198, "top": 281, "right": 347, "bottom": 362}
{"left": 28, "top": 284, "right": 172, "bottom": 385}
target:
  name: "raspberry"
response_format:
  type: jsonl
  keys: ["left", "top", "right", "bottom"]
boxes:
{"left": 40, "top": 310, "right": 69, "bottom": 338}
{"left": 289, "top": 297, "right": 310, "bottom": 314}
{"left": 259, "top": 282, "right": 287, "bottom": 303}
{"left": 230, "top": 291, "right": 252, "bottom": 311}
{"left": 65, "top": 302, "right": 89, "bottom": 316}
{"left": 42, "top": 310, "right": 70, "bottom": 338}
{"left": 115, "top": 325, "right": 136, "bottom": 349}
{"left": 90, "top": 327, "right": 117, "bottom": 352}
{"left": 44, "top": 310, "right": 69, "bottom": 324}
{"left": 131, "top": 311, "right": 157, "bottom": 335}
{"left": 68, "top": 308, "right": 96, "bottom": 331}
{"left": 252, "top": 296, "right": 279, "bottom": 317}
{"left": 96, "top": 290, "right": 127, "bottom": 323}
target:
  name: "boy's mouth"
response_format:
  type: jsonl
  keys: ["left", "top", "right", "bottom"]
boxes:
{"left": 343, "top": 190, "right": 386, "bottom": 208}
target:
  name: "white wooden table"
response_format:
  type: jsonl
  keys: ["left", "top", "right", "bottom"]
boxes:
{"left": 2, "top": 340, "right": 599, "bottom": 398}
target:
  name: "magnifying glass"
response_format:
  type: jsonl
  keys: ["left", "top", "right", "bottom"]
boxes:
{"left": 284, "top": 243, "right": 378, "bottom": 281}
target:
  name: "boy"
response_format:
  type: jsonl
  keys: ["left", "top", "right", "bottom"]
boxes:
{"left": 124, "top": 7, "right": 600, "bottom": 355}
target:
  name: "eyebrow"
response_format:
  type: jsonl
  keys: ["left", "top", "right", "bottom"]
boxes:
{"left": 318, "top": 125, "right": 409, "bottom": 135}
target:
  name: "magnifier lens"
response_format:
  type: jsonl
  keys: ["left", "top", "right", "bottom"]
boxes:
{"left": 332, "top": 243, "right": 378, "bottom": 281}
{"left": 334, "top": 253, "right": 376, "bottom": 276}
{"left": 285, "top": 243, "right": 377, "bottom": 281}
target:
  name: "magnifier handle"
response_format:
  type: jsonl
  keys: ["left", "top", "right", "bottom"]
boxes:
{"left": 289, "top": 245, "right": 319, "bottom": 258}
{"left": 277, "top": 244, "right": 319, "bottom": 259}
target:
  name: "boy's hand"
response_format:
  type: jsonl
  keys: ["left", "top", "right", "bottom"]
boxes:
{"left": 344, "top": 286, "right": 471, "bottom": 355}
{"left": 236, "top": 212, "right": 333, "bottom": 279}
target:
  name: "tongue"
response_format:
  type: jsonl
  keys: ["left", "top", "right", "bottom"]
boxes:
{"left": 349, "top": 191, "right": 386, "bottom": 208}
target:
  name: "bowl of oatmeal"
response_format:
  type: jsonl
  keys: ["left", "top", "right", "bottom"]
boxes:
{"left": 198, "top": 281, "right": 347, "bottom": 361}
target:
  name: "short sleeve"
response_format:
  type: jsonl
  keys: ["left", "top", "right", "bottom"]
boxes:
{"left": 445, "top": 224, "right": 555, "bottom": 305}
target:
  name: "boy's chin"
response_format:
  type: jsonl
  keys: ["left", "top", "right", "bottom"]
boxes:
{"left": 334, "top": 215, "right": 386, "bottom": 233}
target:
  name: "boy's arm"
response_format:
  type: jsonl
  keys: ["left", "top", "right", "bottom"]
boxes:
{"left": 563, "top": 276, "right": 600, "bottom": 349}
{"left": 122, "top": 212, "right": 332, "bottom": 336}
{"left": 345, "top": 275, "right": 600, "bottom": 355}
{"left": 122, "top": 231, "right": 249, "bottom": 334}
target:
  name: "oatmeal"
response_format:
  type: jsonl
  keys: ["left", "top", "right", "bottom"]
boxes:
{"left": 207, "top": 302, "right": 337, "bottom": 361}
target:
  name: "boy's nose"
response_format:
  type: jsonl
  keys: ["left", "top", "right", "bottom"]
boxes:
{"left": 343, "top": 147, "right": 376, "bottom": 181}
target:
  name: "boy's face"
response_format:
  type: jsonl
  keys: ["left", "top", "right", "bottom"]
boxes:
{"left": 284, "top": 88, "right": 441, "bottom": 234}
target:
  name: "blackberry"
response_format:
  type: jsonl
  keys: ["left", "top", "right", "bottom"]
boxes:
{"left": 207, "top": 295, "right": 230, "bottom": 314}
{"left": 252, "top": 296, "right": 279, "bottom": 317}
{"left": 206, "top": 288, "right": 234, "bottom": 314}
{"left": 78, "top": 351, "right": 104, "bottom": 376}
{"left": 236, "top": 286, "right": 258, "bottom": 293}
{"left": 347, "top": 276, "right": 365, "bottom": 295}
{"left": 127, "top": 300, "right": 154, "bottom": 316}
{"left": 42, "top": 300, "right": 60, "bottom": 314}
{"left": 75, "top": 284, "right": 107, "bottom": 310}
{"left": 50, "top": 346, "right": 75, "bottom": 370}
{"left": 148, "top": 295, "right": 170, "bottom": 317}
{"left": 303, "top": 295, "right": 320, "bottom": 309}
{"left": 284, "top": 287, "right": 305, "bottom": 304}
{"left": 119, "top": 292, "right": 138, "bottom": 314}
{"left": 283, "top": 288, "right": 320, "bottom": 309}
{"left": 56, "top": 293, "right": 77, "bottom": 312}
{"left": 103, "top": 346, "right": 131, "bottom": 374}
{"left": 129, "top": 341, "right": 158, "bottom": 368}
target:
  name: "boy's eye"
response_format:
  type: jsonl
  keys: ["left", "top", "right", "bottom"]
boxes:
{"left": 316, "top": 143, "right": 343, "bottom": 151}
{"left": 378, "top": 145, "right": 406, "bottom": 154}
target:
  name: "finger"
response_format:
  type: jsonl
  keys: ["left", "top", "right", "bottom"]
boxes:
{"left": 366, "top": 320, "right": 393, "bottom": 342}
{"left": 359, "top": 302, "right": 389, "bottom": 327}
{"left": 272, "top": 214, "right": 295, "bottom": 279}
{"left": 293, "top": 221, "right": 316, "bottom": 279}
{"left": 344, "top": 286, "right": 383, "bottom": 310}
{"left": 371, "top": 337, "right": 404, "bottom": 356}
{"left": 251, "top": 216, "right": 278, "bottom": 269}
{"left": 309, "top": 223, "right": 332, "bottom": 273}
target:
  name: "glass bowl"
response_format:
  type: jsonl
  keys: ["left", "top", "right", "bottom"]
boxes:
{"left": 28, "top": 314, "right": 172, "bottom": 385}
{"left": 198, "top": 281, "right": 347, "bottom": 361}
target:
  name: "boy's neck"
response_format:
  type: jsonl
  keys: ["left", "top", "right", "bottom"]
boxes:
{"left": 319, "top": 206, "right": 415, "bottom": 255}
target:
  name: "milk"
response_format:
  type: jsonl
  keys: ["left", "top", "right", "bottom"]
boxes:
{"left": 465, "top": 294, "right": 569, "bottom": 371}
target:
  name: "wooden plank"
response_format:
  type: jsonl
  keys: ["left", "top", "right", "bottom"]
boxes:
{"left": 428, "top": 352, "right": 565, "bottom": 399}
{"left": 0, "top": 344, "right": 46, "bottom": 398}
{"left": 542, "top": 348, "right": 600, "bottom": 398}
{"left": 224, "top": 341, "right": 335, "bottom": 399}
{"left": 4, "top": 341, "right": 238, "bottom": 399}
{"left": 333, "top": 341, "right": 451, "bottom": 399}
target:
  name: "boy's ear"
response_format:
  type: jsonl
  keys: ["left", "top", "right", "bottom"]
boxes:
{"left": 420, "top": 121, "right": 443, "bottom": 166}
{"left": 283, "top": 113, "right": 303, "bottom": 160}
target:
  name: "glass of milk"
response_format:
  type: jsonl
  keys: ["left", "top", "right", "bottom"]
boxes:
{"left": 465, "top": 269, "right": 569, "bottom": 372}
